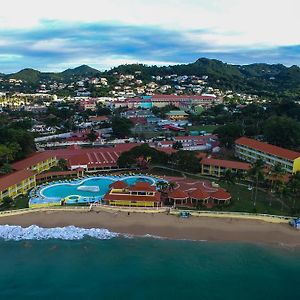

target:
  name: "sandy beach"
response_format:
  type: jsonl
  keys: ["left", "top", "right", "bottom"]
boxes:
{"left": 0, "top": 209, "right": 299, "bottom": 247}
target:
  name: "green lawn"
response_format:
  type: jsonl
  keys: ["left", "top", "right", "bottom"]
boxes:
{"left": 217, "top": 182, "right": 291, "bottom": 216}
{"left": 13, "top": 195, "right": 29, "bottom": 209}
{"left": 188, "top": 125, "right": 220, "bottom": 133}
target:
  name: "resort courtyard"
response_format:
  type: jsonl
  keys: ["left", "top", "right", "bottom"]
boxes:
{"left": 29, "top": 174, "right": 231, "bottom": 209}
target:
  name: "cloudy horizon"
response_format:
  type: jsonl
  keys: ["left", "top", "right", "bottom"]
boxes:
{"left": 1, "top": 0, "right": 300, "bottom": 73}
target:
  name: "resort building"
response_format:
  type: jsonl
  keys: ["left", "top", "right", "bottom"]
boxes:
{"left": 126, "top": 94, "right": 219, "bottom": 109}
{"left": 103, "top": 181, "right": 162, "bottom": 207}
{"left": 166, "top": 110, "right": 189, "bottom": 121}
{"left": 52, "top": 143, "right": 137, "bottom": 171}
{"left": 235, "top": 137, "right": 300, "bottom": 174}
{"left": 0, "top": 170, "right": 36, "bottom": 201}
{"left": 200, "top": 157, "right": 251, "bottom": 177}
{"left": 11, "top": 152, "right": 57, "bottom": 174}
{"left": 167, "top": 187, "right": 231, "bottom": 208}
{"left": 168, "top": 189, "right": 189, "bottom": 207}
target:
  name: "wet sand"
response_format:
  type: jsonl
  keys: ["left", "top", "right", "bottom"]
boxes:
{"left": 0, "top": 210, "right": 299, "bottom": 247}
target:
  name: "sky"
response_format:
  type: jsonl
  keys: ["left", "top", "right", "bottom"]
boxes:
{"left": 1, "top": 0, "right": 300, "bottom": 73}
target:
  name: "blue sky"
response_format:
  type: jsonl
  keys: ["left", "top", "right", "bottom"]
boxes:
{"left": 0, "top": 0, "right": 300, "bottom": 73}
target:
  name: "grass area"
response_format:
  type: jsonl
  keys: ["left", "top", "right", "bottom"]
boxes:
{"left": 149, "top": 166, "right": 293, "bottom": 216}
{"left": 188, "top": 125, "right": 220, "bottom": 133}
{"left": 217, "top": 182, "right": 291, "bottom": 216}
{"left": 13, "top": 195, "right": 29, "bottom": 209}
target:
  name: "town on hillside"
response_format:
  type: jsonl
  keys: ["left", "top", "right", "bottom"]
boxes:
{"left": 0, "top": 60, "right": 300, "bottom": 223}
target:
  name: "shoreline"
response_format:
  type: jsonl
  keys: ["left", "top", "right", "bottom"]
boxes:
{"left": 0, "top": 209, "right": 299, "bottom": 247}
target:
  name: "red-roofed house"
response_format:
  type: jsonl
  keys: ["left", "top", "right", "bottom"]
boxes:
{"left": 235, "top": 137, "right": 300, "bottom": 174}
{"left": 0, "top": 170, "right": 36, "bottom": 201}
{"left": 200, "top": 157, "right": 251, "bottom": 177}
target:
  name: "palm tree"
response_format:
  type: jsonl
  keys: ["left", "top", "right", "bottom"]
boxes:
{"left": 268, "top": 164, "right": 285, "bottom": 206}
{"left": 287, "top": 172, "right": 300, "bottom": 209}
{"left": 248, "top": 159, "right": 265, "bottom": 206}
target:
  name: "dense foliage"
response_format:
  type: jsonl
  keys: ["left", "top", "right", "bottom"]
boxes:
{"left": 117, "top": 144, "right": 168, "bottom": 168}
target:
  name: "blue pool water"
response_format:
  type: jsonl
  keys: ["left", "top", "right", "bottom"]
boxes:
{"left": 30, "top": 175, "right": 163, "bottom": 206}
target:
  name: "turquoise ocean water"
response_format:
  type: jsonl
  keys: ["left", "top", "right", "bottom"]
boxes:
{"left": 0, "top": 228, "right": 299, "bottom": 300}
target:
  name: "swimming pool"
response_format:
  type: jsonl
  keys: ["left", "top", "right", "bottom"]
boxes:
{"left": 29, "top": 175, "right": 166, "bottom": 207}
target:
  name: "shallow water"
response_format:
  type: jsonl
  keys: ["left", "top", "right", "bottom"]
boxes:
{"left": 0, "top": 227, "right": 299, "bottom": 299}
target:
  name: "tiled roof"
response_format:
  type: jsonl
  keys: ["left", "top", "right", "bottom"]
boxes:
{"left": 52, "top": 143, "right": 138, "bottom": 169}
{"left": 11, "top": 152, "right": 56, "bottom": 171}
{"left": 0, "top": 170, "right": 36, "bottom": 192}
{"left": 168, "top": 189, "right": 189, "bottom": 199}
{"left": 129, "top": 182, "right": 156, "bottom": 192}
{"left": 110, "top": 181, "right": 129, "bottom": 189}
{"left": 211, "top": 190, "right": 231, "bottom": 201}
{"left": 235, "top": 137, "right": 300, "bottom": 161}
{"left": 201, "top": 158, "right": 251, "bottom": 170}
{"left": 189, "top": 189, "right": 210, "bottom": 200}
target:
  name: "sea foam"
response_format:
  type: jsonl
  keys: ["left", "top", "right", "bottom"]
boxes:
{"left": 0, "top": 225, "right": 119, "bottom": 241}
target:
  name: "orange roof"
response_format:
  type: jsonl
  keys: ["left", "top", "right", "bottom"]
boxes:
{"left": 103, "top": 191, "right": 161, "bottom": 202}
{"left": 211, "top": 190, "right": 231, "bottom": 201}
{"left": 129, "top": 182, "right": 156, "bottom": 192}
{"left": 235, "top": 137, "right": 300, "bottom": 161}
{"left": 0, "top": 170, "right": 36, "bottom": 192}
{"left": 110, "top": 181, "right": 129, "bottom": 189}
{"left": 168, "top": 189, "right": 189, "bottom": 199}
{"left": 11, "top": 152, "right": 56, "bottom": 171}
{"left": 189, "top": 189, "right": 210, "bottom": 200}
{"left": 201, "top": 157, "right": 251, "bottom": 170}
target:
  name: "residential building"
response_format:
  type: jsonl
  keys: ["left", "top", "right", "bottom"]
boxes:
{"left": 166, "top": 110, "right": 189, "bottom": 121}
{"left": 79, "top": 99, "right": 97, "bottom": 111}
{"left": 200, "top": 157, "right": 251, "bottom": 177}
{"left": 0, "top": 170, "right": 36, "bottom": 201}
{"left": 235, "top": 137, "right": 300, "bottom": 174}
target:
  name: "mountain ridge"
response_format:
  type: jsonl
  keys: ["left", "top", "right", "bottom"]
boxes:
{"left": 1, "top": 58, "right": 300, "bottom": 99}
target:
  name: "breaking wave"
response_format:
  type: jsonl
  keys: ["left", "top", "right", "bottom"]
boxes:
{"left": 0, "top": 225, "right": 119, "bottom": 241}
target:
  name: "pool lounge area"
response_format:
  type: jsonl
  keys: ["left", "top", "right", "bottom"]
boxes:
{"left": 29, "top": 174, "right": 166, "bottom": 208}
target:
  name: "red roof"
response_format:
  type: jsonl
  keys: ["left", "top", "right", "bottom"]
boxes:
{"left": 201, "top": 158, "right": 251, "bottom": 170}
{"left": 89, "top": 116, "right": 109, "bottom": 122}
{"left": 129, "top": 182, "right": 156, "bottom": 192}
{"left": 52, "top": 143, "right": 138, "bottom": 169}
{"left": 189, "top": 189, "right": 210, "bottom": 200}
{"left": 0, "top": 170, "right": 36, "bottom": 192}
{"left": 109, "top": 180, "right": 129, "bottom": 189}
{"left": 168, "top": 189, "right": 189, "bottom": 199}
{"left": 235, "top": 137, "right": 300, "bottom": 161}
{"left": 103, "top": 191, "right": 161, "bottom": 202}
{"left": 211, "top": 190, "right": 231, "bottom": 201}
{"left": 11, "top": 152, "right": 56, "bottom": 171}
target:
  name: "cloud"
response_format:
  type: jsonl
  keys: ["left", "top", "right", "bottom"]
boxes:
{"left": 0, "top": 0, "right": 300, "bottom": 72}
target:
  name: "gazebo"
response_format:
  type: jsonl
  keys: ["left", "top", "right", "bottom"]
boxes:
{"left": 211, "top": 190, "right": 231, "bottom": 205}
{"left": 189, "top": 189, "right": 210, "bottom": 206}
{"left": 168, "top": 189, "right": 189, "bottom": 207}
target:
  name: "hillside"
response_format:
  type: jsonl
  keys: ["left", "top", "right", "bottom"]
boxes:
{"left": 2, "top": 58, "right": 300, "bottom": 99}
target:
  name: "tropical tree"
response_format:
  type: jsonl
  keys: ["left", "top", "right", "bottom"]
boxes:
{"left": 1, "top": 197, "right": 13, "bottom": 209}
{"left": 248, "top": 159, "right": 265, "bottom": 206}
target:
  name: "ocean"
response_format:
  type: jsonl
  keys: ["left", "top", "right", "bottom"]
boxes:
{"left": 0, "top": 225, "right": 299, "bottom": 300}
